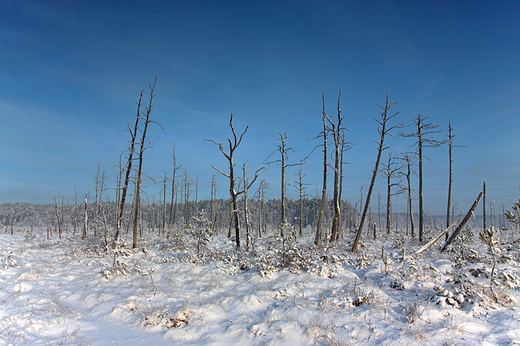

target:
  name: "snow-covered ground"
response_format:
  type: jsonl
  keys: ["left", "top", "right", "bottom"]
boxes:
{"left": 1, "top": 226, "right": 520, "bottom": 345}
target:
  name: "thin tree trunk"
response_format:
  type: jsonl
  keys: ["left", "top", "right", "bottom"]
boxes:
{"left": 315, "top": 94, "right": 328, "bottom": 246}
{"left": 352, "top": 91, "right": 398, "bottom": 252}
{"left": 115, "top": 91, "right": 143, "bottom": 241}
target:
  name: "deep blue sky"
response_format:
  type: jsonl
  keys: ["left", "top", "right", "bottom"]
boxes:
{"left": 1, "top": 0, "right": 519, "bottom": 216}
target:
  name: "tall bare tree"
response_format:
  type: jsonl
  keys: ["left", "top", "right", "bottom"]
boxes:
{"left": 380, "top": 152, "right": 403, "bottom": 234}
{"left": 315, "top": 93, "right": 329, "bottom": 246}
{"left": 445, "top": 120, "right": 464, "bottom": 239}
{"left": 325, "top": 89, "right": 350, "bottom": 241}
{"left": 168, "top": 145, "right": 182, "bottom": 231}
{"left": 209, "top": 174, "right": 219, "bottom": 231}
{"left": 264, "top": 133, "right": 307, "bottom": 234}
{"left": 402, "top": 113, "right": 443, "bottom": 242}
{"left": 241, "top": 162, "right": 259, "bottom": 250}
{"left": 290, "top": 168, "right": 312, "bottom": 237}
{"left": 398, "top": 153, "right": 416, "bottom": 238}
{"left": 115, "top": 90, "right": 143, "bottom": 241}
{"left": 132, "top": 75, "right": 162, "bottom": 248}
{"left": 256, "top": 180, "right": 268, "bottom": 238}
{"left": 352, "top": 91, "right": 399, "bottom": 252}
{"left": 205, "top": 114, "right": 261, "bottom": 248}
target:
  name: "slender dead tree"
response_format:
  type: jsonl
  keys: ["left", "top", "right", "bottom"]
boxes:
{"left": 182, "top": 170, "right": 192, "bottom": 228}
{"left": 315, "top": 93, "right": 329, "bottom": 246}
{"left": 401, "top": 113, "right": 443, "bottom": 242}
{"left": 94, "top": 163, "right": 101, "bottom": 217}
{"left": 325, "top": 89, "right": 350, "bottom": 241}
{"left": 205, "top": 114, "right": 262, "bottom": 248}
{"left": 168, "top": 145, "right": 182, "bottom": 231}
{"left": 83, "top": 193, "right": 89, "bottom": 240}
{"left": 162, "top": 172, "right": 167, "bottom": 235}
{"left": 398, "top": 153, "right": 416, "bottom": 238}
{"left": 132, "top": 75, "right": 162, "bottom": 248}
{"left": 290, "top": 168, "right": 312, "bottom": 237}
{"left": 241, "top": 162, "right": 260, "bottom": 250}
{"left": 445, "top": 120, "right": 464, "bottom": 239}
{"left": 483, "top": 181, "right": 487, "bottom": 230}
{"left": 264, "top": 133, "right": 308, "bottom": 234}
{"left": 379, "top": 152, "right": 404, "bottom": 234}
{"left": 209, "top": 174, "right": 219, "bottom": 232}
{"left": 115, "top": 90, "right": 143, "bottom": 241}
{"left": 352, "top": 91, "right": 400, "bottom": 253}
{"left": 54, "top": 190, "right": 62, "bottom": 240}
{"left": 256, "top": 180, "right": 268, "bottom": 238}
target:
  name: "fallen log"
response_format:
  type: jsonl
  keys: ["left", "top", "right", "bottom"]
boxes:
{"left": 415, "top": 222, "right": 458, "bottom": 254}
{"left": 440, "top": 192, "right": 482, "bottom": 252}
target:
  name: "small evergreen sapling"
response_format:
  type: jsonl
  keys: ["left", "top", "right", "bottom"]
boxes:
{"left": 505, "top": 199, "right": 520, "bottom": 228}
{"left": 479, "top": 227, "right": 500, "bottom": 302}
{"left": 189, "top": 210, "right": 212, "bottom": 256}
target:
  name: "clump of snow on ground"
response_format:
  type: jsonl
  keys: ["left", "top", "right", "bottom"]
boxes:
{"left": 1, "top": 226, "right": 520, "bottom": 345}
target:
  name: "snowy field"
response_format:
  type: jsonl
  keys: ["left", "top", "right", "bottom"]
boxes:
{"left": 1, "top": 226, "right": 520, "bottom": 345}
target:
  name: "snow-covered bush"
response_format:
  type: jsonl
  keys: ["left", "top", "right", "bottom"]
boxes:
{"left": 505, "top": 199, "right": 520, "bottom": 226}
{"left": 3, "top": 251, "right": 16, "bottom": 269}
{"left": 189, "top": 210, "right": 212, "bottom": 255}
{"left": 102, "top": 239, "right": 132, "bottom": 279}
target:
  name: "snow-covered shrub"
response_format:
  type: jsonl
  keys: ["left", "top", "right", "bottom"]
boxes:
{"left": 3, "top": 251, "right": 16, "bottom": 269}
{"left": 141, "top": 307, "right": 191, "bottom": 329}
{"left": 505, "top": 199, "right": 520, "bottom": 226}
{"left": 102, "top": 239, "right": 132, "bottom": 280}
{"left": 256, "top": 253, "right": 279, "bottom": 278}
{"left": 189, "top": 210, "right": 212, "bottom": 255}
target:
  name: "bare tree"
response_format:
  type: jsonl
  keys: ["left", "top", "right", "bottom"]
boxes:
{"left": 398, "top": 153, "right": 416, "bottom": 238}
{"left": 209, "top": 174, "right": 219, "bottom": 232}
{"left": 290, "top": 168, "right": 312, "bottom": 237}
{"left": 352, "top": 91, "right": 400, "bottom": 252}
{"left": 379, "top": 152, "right": 403, "bottom": 234}
{"left": 315, "top": 93, "right": 329, "bottom": 246}
{"left": 241, "top": 162, "right": 259, "bottom": 250}
{"left": 94, "top": 163, "right": 101, "bottom": 217}
{"left": 181, "top": 170, "right": 192, "bottom": 228}
{"left": 205, "top": 114, "right": 261, "bottom": 248}
{"left": 54, "top": 190, "right": 62, "bottom": 240}
{"left": 264, "top": 133, "right": 307, "bottom": 235}
{"left": 445, "top": 120, "right": 464, "bottom": 239}
{"left": 162, "top": 172, "right": 167, "bottom": 235}
{"left": 401, "top": 113, "right": 443, "bottom": 242}
{"left": 132, "top": 75, "right": 162, "bottom": 248}
{"left": 483, "top": 181, "right": 487, "bottom": 230}
{"left": 168, "top": 145, "right": 182, "bottom": 231}
{"left": 325, "top": 89, "right": 350, "bottom": 241}
{"left": 256, "top": 180, "right": 268, "bottom": 238}
{"left": 83, "top": 193, "right": 89, "bottom": 240}
{"left": 115, "top": 90, "right": 143, "bottom": 241}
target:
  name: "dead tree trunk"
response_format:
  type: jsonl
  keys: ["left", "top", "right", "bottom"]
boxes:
{"left": 54, "top": 191, "right": 62, "bottom": 240}
{"left": 445, "top": 120, "right": 464, "bottom": 239}
{"left": 326, "top": 89, "right": 346, "bottom": 242}
{"left": 168, "top": 145, "right": 182, "bottom": 231}
{"left": 264, "top": 133, "right": 307, "bottom": 236}
{"left": 441, "top": 192, "right": 482, "bottom": 252}
{"left": 115, "top": 91, "right": 142, "bottom": 241}
{"left": 205, "top": 114, "right": 261, "bottom": 248}
{"left": 352, "top": 91, "right": 400, "bottom": 253}
{"left": 291, "top": 168, "right": 311, "bottom": 237}
{"left": 83, "top": 194, "right": 88, "bottom": 240}
{"left": 132, "top": 75, "right": 161, "bottom": 249}
{"left": 380, "top": 153, "right": 403, "bottom": 235}
{"left": 401, "top": 113, "right": 443, "bottom": 242}
{"left": 315, "top": 94, "right": 328, "bottom": 246}
{"left": 483, "top": 181, "right": 487, "bottom": 231}
{"left": 399, "top": 154, "right": 416, "bottom": 239}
